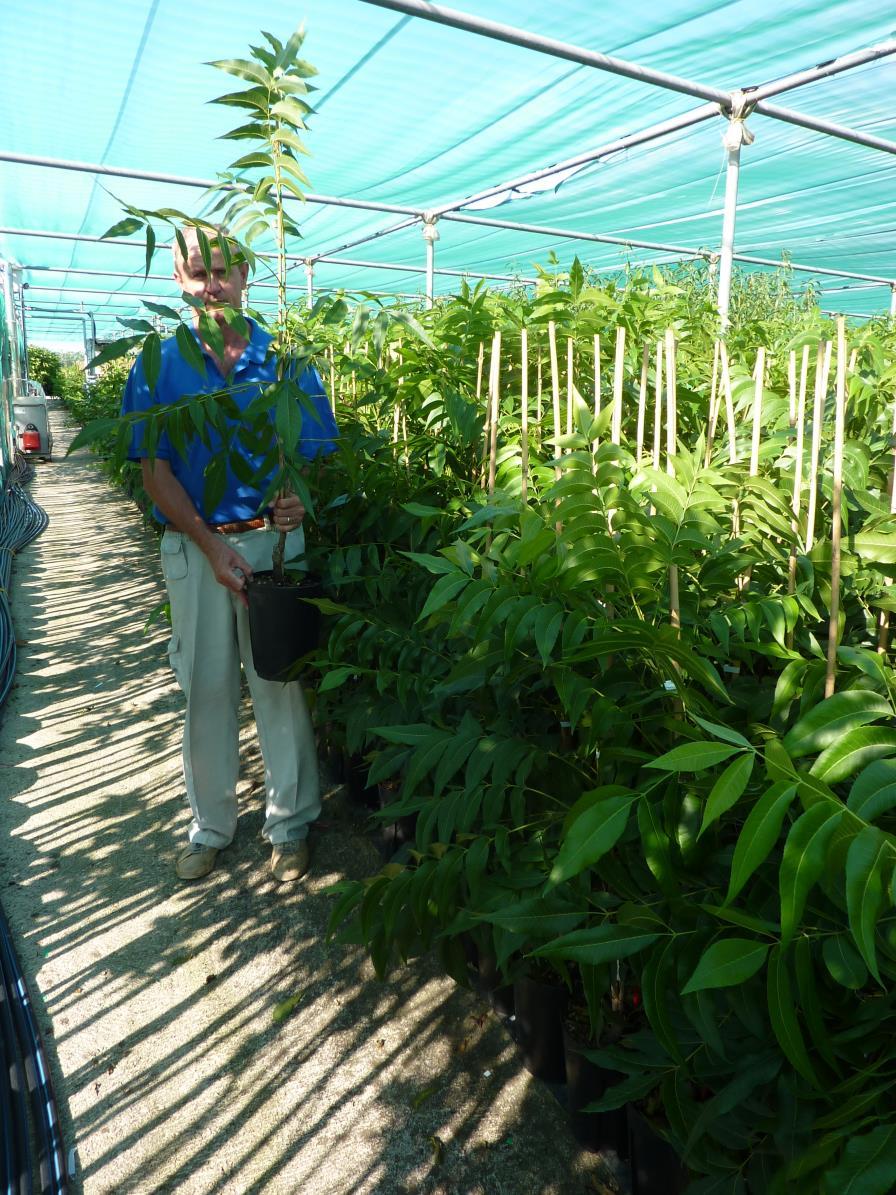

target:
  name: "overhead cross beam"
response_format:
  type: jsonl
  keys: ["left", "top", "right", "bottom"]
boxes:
{"left": 356, "top": 0, "right": 896, "bottom": 156}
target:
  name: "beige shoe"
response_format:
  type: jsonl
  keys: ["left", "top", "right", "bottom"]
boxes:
{"left": 176, "top": 844, "right": 219, "bottom": 881}
{"left": 271, "top": 840, "right": 310, "bottom": 882}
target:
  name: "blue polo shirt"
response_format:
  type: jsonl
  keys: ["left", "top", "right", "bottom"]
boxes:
{"left": 121, "top": 319, "right": 338, "bottom": 524}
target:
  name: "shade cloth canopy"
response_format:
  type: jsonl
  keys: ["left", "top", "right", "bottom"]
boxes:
{"left": 1, "top": 0, "right": 894, "bottom": 343}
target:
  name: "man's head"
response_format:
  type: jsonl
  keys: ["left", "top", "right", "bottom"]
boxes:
{"left": 173, "top": 225, "right": 248, "bottom": 324}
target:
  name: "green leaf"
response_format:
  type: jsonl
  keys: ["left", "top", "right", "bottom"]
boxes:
{"left": 726, "top": 782, "right": 797, "bottom": 904}
{"left": 272, "top": 990, "right": 305, "bottom": 1023}
{"left": 175, "top": 323, "right": 206, "bottom": 376}
{"left": 848, "top": 759, "right": 896, "bottom": 822}
{"left": 779, "top": 802, "right": 844, "bottom": 945}
{"left": 691, "top": 716, "right": 752, "bottom": 749}
{"left": 141, "top": 332, "right": 162, "bottom": 394}
{"left": 416, "top": 574, "right": 469, "bottom": 621}
{"left": 640, "top": 937, "right": 683, "bottom": 1062}
{"left": 766, "top": 944, "right": 820, "bottom": 1086}
{"left": 87, "top": 335, "right": 141, "bottom": 370}
{"left": 822, "top": 933, "right": 868, "bottom": 990}
{"left": 547, "top": 793, "right": 638, "bottom": 887}
{"left": 698, "top": 753, "right": 754, "bottom": 838}
{"left": 101, "top": 216, "right": 144, "bottom": 239}
{"left": 783, "top": 690, "right": 891, "bottom": 758}
{"left": 822, "top": 1124, "right": 896, "bottom": 1195}
{"left": 531, "top": 923, "right": 661, "bottom": 965}
{"left": 582, "top": 1070, "right": 660, "bottom": 1113}
{"left": 143, "top": 300, "right": 183, "bottom": 323}
{"left": 646, "top": 741, "right": 742, "bottom": 772}
{"left": 845, "top": 825, "right": 889, "bottom": 983}
{"left": 207, "top": 56, "right": 272, "bottom": 86}
{"left": 681, "top": 937, "right": 769, "bottom": 995}
{"left": 811, "top": 727, "right": 896, "bottom": 784}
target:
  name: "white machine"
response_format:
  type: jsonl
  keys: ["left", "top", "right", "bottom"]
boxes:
{"left": 14, "top": 380, "right": 53, "bottom": 459}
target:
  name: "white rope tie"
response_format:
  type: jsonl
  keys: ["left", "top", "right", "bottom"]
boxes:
{"left": 722, "top": 89, "right": 756, "bottom": 150}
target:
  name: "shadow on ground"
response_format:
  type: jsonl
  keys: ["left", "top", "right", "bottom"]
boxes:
{"left": 0, "top": 403, "right": 615, "bottom": 1195}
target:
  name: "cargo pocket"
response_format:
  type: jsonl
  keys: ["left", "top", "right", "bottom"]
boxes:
{"left": 167, "top": 633, "right": 185, "bottom": 690}
{"left": 160, "top": 531, "right": 188, "bottom": 582}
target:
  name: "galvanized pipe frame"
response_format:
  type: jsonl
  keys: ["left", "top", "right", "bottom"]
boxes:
{"left": 4, "top": 10, "right": 896, "bottom": 323}
{"left": 355, "top": 0, "right": 896, "bottom": 155}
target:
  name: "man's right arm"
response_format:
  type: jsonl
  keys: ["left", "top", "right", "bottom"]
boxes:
{"left": 142, "top": 458, "right": 252, "bottom": 599}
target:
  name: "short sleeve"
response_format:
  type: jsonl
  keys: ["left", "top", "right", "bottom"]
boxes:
{"left": 120, "top": 352, "right": 172, "bottom": 462}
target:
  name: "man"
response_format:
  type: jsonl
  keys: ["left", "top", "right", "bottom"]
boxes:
{"left": 121, "top": 226, "right": 338, "bottom": 883}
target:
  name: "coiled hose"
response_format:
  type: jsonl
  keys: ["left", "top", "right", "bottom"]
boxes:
{"left": 0, "top": 453, "right": 66, "bottom": 1194}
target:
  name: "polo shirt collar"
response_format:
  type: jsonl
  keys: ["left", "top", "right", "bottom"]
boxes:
{"left": 186, "top": 315, "right": 273, "bottom": 368}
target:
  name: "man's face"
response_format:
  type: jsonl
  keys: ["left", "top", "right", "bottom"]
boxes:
{"left": 174, "top": 232, "right": 248, "bottom": 322}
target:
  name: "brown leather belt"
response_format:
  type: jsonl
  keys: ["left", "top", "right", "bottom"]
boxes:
{"left": 209, "top": 517, "right": 268, "bottom": 535}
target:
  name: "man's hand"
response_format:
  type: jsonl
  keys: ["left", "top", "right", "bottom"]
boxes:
{"left": 271, "top": 493, "right": 306, "bottom": 531}
{"left": 205, "top": 538, "right": 254, "bottom": 604}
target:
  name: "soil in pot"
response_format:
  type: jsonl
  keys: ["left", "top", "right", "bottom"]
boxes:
{"left": 562, "top": 1003, "right": 629, "bottom": 1158}
{"left": 513, "top": 965, "right": 568, "bottom": 1083}
{"left": 628, "top": 1105, "right": 688, "bottom": 1195}
{"left": 247, "top": 570, "right": 322, "bottom": 681}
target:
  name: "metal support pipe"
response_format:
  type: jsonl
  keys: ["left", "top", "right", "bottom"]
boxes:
{"left": 355, "top": 1, "right": 896, "bottom": 156}
{"left": 891, "top": 287, "right": 896, "bottom": 318}
{"left": 305, "top": 260, "right": 314, "bottom": 311}
{"left": 717, "top": 134, "right": 743, "bottom": 329}
{"left": 422, "top": 216, "right": 439, "bottom": 307}
{"left": 0, "top": 151, "right": 426, "bottom": 218}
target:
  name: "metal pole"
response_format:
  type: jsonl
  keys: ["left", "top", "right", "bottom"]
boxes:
{"left": 305, "top": 260, "right": 314, "bottom": 311}
{"left": 422, "top": 217, "right": 439, "bottom": 307}
{"left": 891, "top": 287, "right": 896, "bottom": 318}
{"left": 354, "top": 1, "right": 896, "bottom": 156}
{"left": 0, "top": 151, "right": 426, "bottom": 217}
{"left": 717, "top": 136, "right": 743, "bottom": 330}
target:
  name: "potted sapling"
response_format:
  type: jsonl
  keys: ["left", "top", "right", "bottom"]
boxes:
{"left": 74, "top": 27, "right": 340, "bottom": 680}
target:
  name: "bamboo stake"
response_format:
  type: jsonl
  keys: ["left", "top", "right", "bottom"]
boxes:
{"left": 704, "top": 339, "right": 721, "bottom": 466}
{"left": 548, "top": 320, "right": 563, "bottom": 479}
{"left": 566, "top": 337, "right": 574, "bottom": 437}
{"left": 635, "top": 344, "right": 649, "bottom": 464}
{"left": 805, "top": 341, "right": 831, "bottom": 552}
{"left": 593, "top": 334, "right": 601, "bottom": 416}
{"left": 611, "top": 325, "right": 626, "bottom": 445}
{"left": 876, "top": 395, "right": 896, "bottom": 654}
{"left": 487, "top": 331, "right": 501, "bottom": 499}
{"left": 475, "top": 341, "right": 485, "bottom": 401}
{"left": 521, "top": 328, "right": 529, "bottom": 504}
{"left": 785, "top": 346, "right": 810, "bottom": 647}
{"left": 665, "top": 331, "right": 681, "bottom": 634}
{"left": 719, "top": 341, "right": 738, "bottom": 464}
{"left": 749, "top": 347, "right": 766, "bottom": 478}
{"left": 328, "top": 345, "right": 336, "bottom": 400}
{"left": 652, "top": 341, "right": 663, "bottom": 472}
{"left": 536, "top": 352, "right": 543, "bottom": 426}
{"left": 825, "top": 319, "right": 847, "bottom": 698}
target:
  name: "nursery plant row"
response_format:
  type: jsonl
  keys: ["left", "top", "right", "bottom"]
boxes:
{"left": 305, "top": 278, "right": 896, "bottom": 1193}
{"left": 70, "top": 267, "right": 896, "bottom": 1192}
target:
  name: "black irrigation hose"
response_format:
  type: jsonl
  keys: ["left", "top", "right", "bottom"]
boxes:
{"left": 0, "top": 457, "right": 65, "bottom": 1194}
{"left": 0, "top": 458, "right": 49, "bottom": 708}
{"left": 0, "top": 949, "right": 30, "bottom": 1195}
{"left": 0, "top": 905, "right": 66, "bottom": 1194}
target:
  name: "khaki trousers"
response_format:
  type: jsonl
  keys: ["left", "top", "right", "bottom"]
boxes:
{"left": 160, "top": 527, "right": 321, "bottom": 848}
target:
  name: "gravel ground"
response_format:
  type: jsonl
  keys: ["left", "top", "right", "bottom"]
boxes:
{"left": 0, "top": 401, "right": 619, "bottom": 1195}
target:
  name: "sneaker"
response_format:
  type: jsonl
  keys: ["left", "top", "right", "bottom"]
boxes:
{"left": 271, "top": 840, "right": 310, "bottom": 882}
{"left": 176, "top": 843, "right": 219, "bottom": 881}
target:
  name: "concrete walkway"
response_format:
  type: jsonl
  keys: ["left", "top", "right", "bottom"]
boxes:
{"left": 0, "top": 401, "right": 612, "bottom": 1194}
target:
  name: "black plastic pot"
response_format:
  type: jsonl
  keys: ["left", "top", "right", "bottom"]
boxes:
{"left": 513, "top": 972, "right": 568, "bottom": 1083}
{"left": 628, "top": 1106, "right": 687, "bottom": 1194}
{"left": 247, "top": 571, "right": 322, "bottom": 681}
{"left": 472, "top": 947, "right": 515, "bottom": 1018}
{"left": 375, "top": 783, "right": 417, "bottom": 855}
{"left": 562, "top": 1022, "right": 629, "bottom": 1157}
